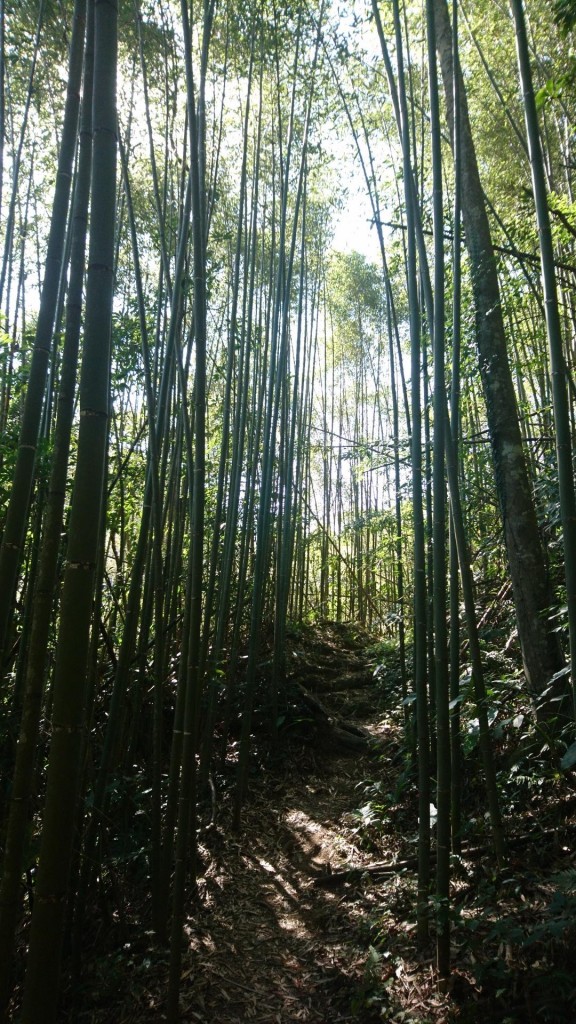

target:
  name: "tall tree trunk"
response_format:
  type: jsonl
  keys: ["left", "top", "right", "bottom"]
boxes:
{"left": 449, "top": 0, "right": 463, "bottom": 855}
{"left": 0, "top": 0, "right": 84, "bottom": 671}
{"left": 0, "top": 0, "right": 4, "bottom": 229}
{"left": 511, "top": 0, "right": 576, "bottom": 725}
{"left": 375, "top": 0, "right": 430, "bottom": 945}
{"left": 0, "top": 4, "right": 93, "bottom": 1011}
{"left": 426, "top": 0, "right": 451, "bottom": 980}
{"left": 19, "top": 0, "right": 117, "bottom": 1017}
{"left": 167, "top": 1, "right": 214, "bottom": 1017}
{"left": 433, "top": 0, "right": 567, "bottom": 729}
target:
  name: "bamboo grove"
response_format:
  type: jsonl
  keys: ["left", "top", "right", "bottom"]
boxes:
{"left": 0, "top": 0, "right": 575, "bottom": 1018}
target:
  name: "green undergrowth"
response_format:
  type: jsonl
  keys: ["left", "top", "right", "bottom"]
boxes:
{"left": 343, "top": 625, "right": 576, "bottom": 1023}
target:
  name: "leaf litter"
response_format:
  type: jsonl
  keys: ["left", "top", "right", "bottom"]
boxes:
{"left": 60, "top": 623, "right": 575, "bottom": 1024}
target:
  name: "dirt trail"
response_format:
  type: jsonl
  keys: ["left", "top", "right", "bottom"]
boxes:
{"left": 76, "top": 625, "right": 443, "bottom": 1024}
{"left": 176, "top": 625, "right": 393, "bottom": 1024}
{"left": 23, "top": 624, "right": 576, "bottom": 1023}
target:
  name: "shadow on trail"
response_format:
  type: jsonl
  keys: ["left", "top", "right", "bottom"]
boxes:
{"left": 182, "top": 748, "right": 390, "bottom": 1024}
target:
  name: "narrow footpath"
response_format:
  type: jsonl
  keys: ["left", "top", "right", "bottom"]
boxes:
{"left": 72, "top": 623, "right": 575, "bottom": 1024}
{"left": 76, "top": 623, "right": 446, "bottom": 1024}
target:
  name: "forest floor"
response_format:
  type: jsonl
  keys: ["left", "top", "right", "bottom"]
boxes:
{"left": 70, "top": 622, "right": 576, "bottom": 1024}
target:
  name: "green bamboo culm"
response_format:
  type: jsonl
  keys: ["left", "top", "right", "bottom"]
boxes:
{"left": 448, "top": 0, "right": 463, "bottom": 856}
{"left": 0, "top": 2, "right": 93, "bottom": 1014}
{"left": 511, "top": 0, "right": 576, "bottom": 727}
{"left": 432, "top": 0, "right": 567, "bottom": 728}
{"left": 167, "top": 1, "right": 213, "bottom": 1017}
{"left": 426, "top": 0, "right": 451, "bottom": 981}
{"left": 19, "top": 0, "right": 118, "bottom": 1020}
{"left": 380, "top": 0, "right": 431, "bottom": 946}
{"left": 0, "top": 0, "right": 85, "bottom": 680}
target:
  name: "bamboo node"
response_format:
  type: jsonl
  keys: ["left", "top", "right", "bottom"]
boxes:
{"left": 80, "top": 408, "right": 107, "bottom": 419}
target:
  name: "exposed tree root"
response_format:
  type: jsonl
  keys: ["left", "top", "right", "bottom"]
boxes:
{"left": 293, "top": 682, "right": 382, "bottom": 752}
{"left": 314, "top": 823, "right": 576, "bottom": 886}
